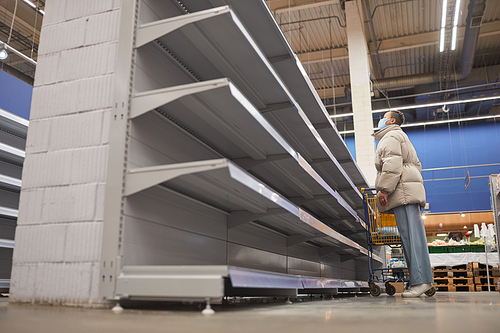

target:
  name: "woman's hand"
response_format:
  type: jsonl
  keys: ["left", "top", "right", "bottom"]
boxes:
{"left": 379, "top": 192, "right": 388, "bottom": 206}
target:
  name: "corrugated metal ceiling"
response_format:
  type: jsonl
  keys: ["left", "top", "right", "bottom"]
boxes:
{"left": 270, "top": 0, "right": 500, "bottom": 93}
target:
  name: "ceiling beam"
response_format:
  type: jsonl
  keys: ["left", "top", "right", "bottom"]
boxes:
{"left": 299, "top": 20, "right": 500, "bottom": 65}
{"left": 267, "top": 0, "right": 339, "bottom": 14}
{"left": 314, "top": 86, "right": 346, "bottom": 99}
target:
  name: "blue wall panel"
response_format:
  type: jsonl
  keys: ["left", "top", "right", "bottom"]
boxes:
{"left": 1, "top": 69, "right": 499, "bottom": 213}
{"left": 0, "top": 71, "right": 33, "bottom": 119}
{"left": 343, "top": 122, "right": 500, "bottom": 213}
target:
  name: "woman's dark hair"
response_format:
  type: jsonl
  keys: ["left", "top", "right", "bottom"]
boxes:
{"left": 390, "top": 110, "right": 405, "bottom": 125}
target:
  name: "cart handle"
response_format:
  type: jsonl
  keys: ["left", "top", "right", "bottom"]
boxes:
{"left": 361, "top": 187, "right": 376, "bottom": 193}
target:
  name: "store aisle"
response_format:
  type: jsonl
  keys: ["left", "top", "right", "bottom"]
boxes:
{"left": 1, "top": 292, "right": 499, "bottom": 333}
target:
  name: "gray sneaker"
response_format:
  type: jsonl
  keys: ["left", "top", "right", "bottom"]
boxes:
{"left": 402, "top": 283, "right": 433, "bottom": 298}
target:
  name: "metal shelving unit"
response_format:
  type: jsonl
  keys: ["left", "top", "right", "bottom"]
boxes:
{"left": 0, "top": 108, "right": 26, "bottom": 293}
{"left": 99, "top": 0, "right": 382, "bottom": 305}
{"left": 178, "top": 0, "right": 368, "bottom": 205}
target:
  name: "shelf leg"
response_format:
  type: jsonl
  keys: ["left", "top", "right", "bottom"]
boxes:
{"left": 201, "top": 298, "right": 215, "bottom": 315}
{"left": 111, "top": 302, "right": 124, "bottom": 313}
{"left": 285, "top": 297, "right": 292, "bottom": 305}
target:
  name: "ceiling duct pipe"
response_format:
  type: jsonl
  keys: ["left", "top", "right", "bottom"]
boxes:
{"left": 371, "top": 0, "right": 487, "bottom": 90}
{"left": 458, "top": 0, "right": 487, "bottom": 79}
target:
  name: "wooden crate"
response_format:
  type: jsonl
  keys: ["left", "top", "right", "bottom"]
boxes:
{"left": 474, "top": 276, "right": 500, "bottom": 285}
{"left": 435, "top": 284, "right": 475, "bottom": 292}
{"left": 472, "top": 263, "right": 500, "bottom": 277}
{"left": 433, "top": 269, "right": 473, "bottom": 278}
{"left": 433, "top": 277, "right": 474, "bottom": 286}
{"left": 475, "top": 285, "right": 499, "bottom": 292}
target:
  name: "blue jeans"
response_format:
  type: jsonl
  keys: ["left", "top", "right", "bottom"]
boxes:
{"left": 393, "top": 204, "right": 433, "bottom": 286}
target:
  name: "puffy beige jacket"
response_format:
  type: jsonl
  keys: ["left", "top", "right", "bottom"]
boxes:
{"left": 374, "top": 124, "right": 426, "bottom": 212}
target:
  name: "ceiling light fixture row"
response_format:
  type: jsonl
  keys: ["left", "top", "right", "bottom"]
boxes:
{"left": 451, "top": 0, "right": 461, "bottom": 50}
{"left": 330, "top": 95, "right": 500, "bottom": 119}
{"left": 440, "top": 0, "right": 461, "bottom": 52}
{"left": 0, "top": 43, "right": 7, "bottom": 60}
{"left": 0, "top": 41, "right": 37, "bottom": 65}
{"left": 440, "top": 0, "right": 448, "bottom": 52}
{"left": 337, "top": 114, "right": 500, "bottom": 135}
{"left": 21, "top": 0, "right": 45, "bottom": 15}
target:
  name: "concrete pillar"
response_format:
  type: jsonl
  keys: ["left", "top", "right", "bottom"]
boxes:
{"left": 345, "top": 0, "right": 377, "bottom": 186}
{"left": 9, "top": 0, "right": 122, "bottom": 305}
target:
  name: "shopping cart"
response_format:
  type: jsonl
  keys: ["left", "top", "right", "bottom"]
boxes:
{"left": 362, "top": 188, "right": 436, "bottom": 297}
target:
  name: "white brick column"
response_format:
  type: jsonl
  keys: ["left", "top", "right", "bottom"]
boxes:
{"left": 10, "top": 0, "right": 122, "bottom": 305}
{"left": 345, "top": 0, "right": 377, "bottom": 186}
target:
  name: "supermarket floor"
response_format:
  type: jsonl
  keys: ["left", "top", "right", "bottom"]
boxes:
{"left": 1, "top": 292, "right": 500, "bottom": 333}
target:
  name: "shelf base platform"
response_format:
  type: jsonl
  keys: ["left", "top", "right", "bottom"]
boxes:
{"left": 115, "top": 265, "right": 371, "bottom": 301}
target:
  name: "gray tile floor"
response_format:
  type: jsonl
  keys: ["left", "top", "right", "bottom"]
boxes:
{"left": 1, "top": 292, "right": 500, "bottom": 333}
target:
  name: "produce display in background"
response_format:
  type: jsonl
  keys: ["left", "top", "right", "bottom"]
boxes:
{"left": 427, "top": 239, "right": 492, "bottom": 246}
{"left": 427, "top": 223, "right": 497, "bottom": 253}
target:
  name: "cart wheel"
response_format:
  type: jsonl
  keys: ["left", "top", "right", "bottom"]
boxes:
{"left": 385, "top": 282, "right": 396, "bottom": 296}
{"left": 425, "top": 286, "right": 436, "bottom": 297}
{"left": 369, "top": 283, "right": 381, "bottom": 297}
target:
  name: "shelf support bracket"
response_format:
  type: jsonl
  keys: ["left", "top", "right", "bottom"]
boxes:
{"left": 288, "top": 194, "right": 334, "bottom": 206}
{"left": 286, "top": 233, "right": 326, "bottom": 247}
{"left": 136, "top": 6, "right": 231, "bottom": 48}
{"left": 130, "top": 79, "right": 229, "bottom": 119}
{"left": 124, "top": 159, "right": 228, "bottom": 196}
{"left": 287, "top": 234, "right": 315, "bottom": 247}
{"left": 267, "top": 54, "right": 293, "bottom": 64}
{"left": 259, "top": 102, "right": 295, "bottom": 114}
{"left": 340, "top": 255, "right": 356, "bottom": 262}
{"left": 228, "top": 208, "right": 288, "bottom": 229}
{"left": 319, "top": 246, "right": 338, "bottom": 257}
{"left": 232, "top": 154, "right": 292, "bottom": 170}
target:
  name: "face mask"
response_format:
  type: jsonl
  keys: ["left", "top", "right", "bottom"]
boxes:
{"left": 378, "top": 118, "right": 394, "bottom": 130}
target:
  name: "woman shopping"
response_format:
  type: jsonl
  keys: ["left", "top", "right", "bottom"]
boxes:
{"left": 374, "top": 110, "right": 434, "bottom": 297}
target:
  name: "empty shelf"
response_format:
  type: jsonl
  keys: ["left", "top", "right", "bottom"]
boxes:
{"left": 130, "top": 78, "right": 362, "bottom": 229}
{"left": 124, "top": 158, "right": 369, "bottom": 255}
{"left": 0, "top": 279, "right": 9, "bottom": 289}
{"left": 135, "top": 6, "right": 363, "bottom": 215}
{"left": 0, "top": 174, "right": 21, "bottom": 191}
{"left": 0, "top": 143, "right": 25, "bottom": 164}
{"left": 0, "top": 207, "right": 17, "bottom": 218}
{"left": 0, "top": 238, "right": 14, "bottom": 249}
{"left": 178, "top": 0, "right": 368, "bottom": 188}
{"left": 0, "top": 108, "right": 28, "bottom": 138}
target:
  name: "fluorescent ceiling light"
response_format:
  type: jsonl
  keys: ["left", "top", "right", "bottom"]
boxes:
{"left": 453, "top": 0, "right": 461, "bottom": 26}
{"left": 0, "top": 41, "right": 37, "bottom": 65}
{"left": 329, "top": 95, "right": 500, "bottom": 119}
{"left": 451, "top": 26, "right": 458, "bottom": 50}
{"left": 440, "top": 28, "right": 445, "bottom": 52}
{"left": 451, "top": 0, "right": 461, "bottom": 50}
{"left": 441, "top": 0, "right": 448, "bottom": 28}
{"left": 20, "top": 0, "right": 44, "bottom": 15}
{"left": 374, "top": 95, "right": 500, "bottom": 113}
{"left": 440, "top": 0, "right": 448, "bottom": 52}
{"left": 337, "top": 114, "right": 500, "bottom": 135}
{"left": 437, "top": 233, "right": 448, "bottom": 236}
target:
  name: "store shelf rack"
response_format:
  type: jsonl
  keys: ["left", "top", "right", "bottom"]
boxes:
{"left": 178, "top": 0, "right": 368, "bottom": 202}
{"left": 135, "top": 4, "right": 365, "bottom": 219}
{"left": 130, "top": 78, "right": 365, "bottom": 239}
{"left": 0, "top": 108, "right": 26, "bottom": 291}
{"left": 99, "top": 0, "right": 381, "bottom": 304}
